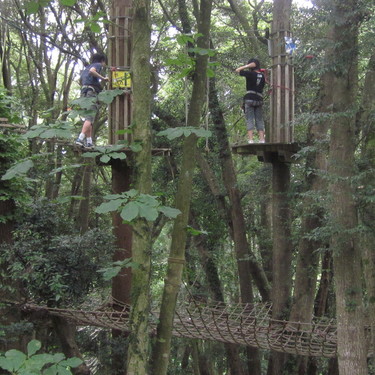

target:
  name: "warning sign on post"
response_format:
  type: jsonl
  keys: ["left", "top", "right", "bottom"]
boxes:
{"left": 112, "top": 70, "right": 131, "bottom": 89}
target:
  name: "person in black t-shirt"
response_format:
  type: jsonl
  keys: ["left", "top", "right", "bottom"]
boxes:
{"left": 75, "top": 53, "right": 108, "bottom": 148}
{"left": 235, "top": 58, "right": 265, "bottom": 143}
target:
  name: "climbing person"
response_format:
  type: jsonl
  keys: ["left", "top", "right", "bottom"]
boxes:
{"left": 235, "top": 58, "right": 266, "bottom": 143}
{"left": 75, "top": 52, "right": 108, "bottom": 148}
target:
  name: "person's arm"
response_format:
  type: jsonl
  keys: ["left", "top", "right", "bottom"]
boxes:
{"left": 89, "top": 66, "right": 108, "bottom": 81}
{"left": 235, "top": 61, "right": 256, "bottom": 73}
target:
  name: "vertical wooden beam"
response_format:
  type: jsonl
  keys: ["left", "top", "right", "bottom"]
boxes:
{"left": 109, "top": 1, "right": 133, "bottom": 373}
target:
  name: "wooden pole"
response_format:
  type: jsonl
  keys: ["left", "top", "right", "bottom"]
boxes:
{"left": 109, "top": 1, "right": 133, "bottom": 373}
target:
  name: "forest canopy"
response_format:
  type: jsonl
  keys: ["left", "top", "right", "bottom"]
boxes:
{"left": 0, "top": 0, "right": 374, "bottom": 374}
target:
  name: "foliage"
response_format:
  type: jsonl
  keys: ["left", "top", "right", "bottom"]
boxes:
{"left": 95, "top": 189, "right": 181, "bottom": 222}
{"left": 98, "top": 258, "right": 140, "bottom": 281}
{"left": 82, "top": 145, "right": 128, "bottom": 163}
{"left": 0, "top": 200, "right": 114, "bottom": 305}
{"left": 0, "top": 339, "right": 82, "bottom": 375}
{"left": 157, "top": 127, "right": 211, "bottom": 140}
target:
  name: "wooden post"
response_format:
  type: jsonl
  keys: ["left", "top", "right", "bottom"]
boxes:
{"left": 109, "top": 1, "right": 133, "bottom": 373}
{"left": 269, "top": 26, "right": 294, "bottom": 143}
{"left": 108, "top": 0, "right": 132, "bottom": 144}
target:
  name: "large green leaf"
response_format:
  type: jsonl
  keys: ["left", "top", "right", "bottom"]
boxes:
{"left": 158, "top": 206, "right": 181, "bottom": 219}
{"left": 27, "top": 340, "right": 41, "bottom": 357}
{"left": 120, "top": 201, "right": 139, "bottom": 222}
{"left": 1, "top": 160, "right": 34, "bottom": 180}
{"left": 97, "top": 89, "right": 124, "bottom": 105}
{"left": 95, "top": 199, "right": 124, "bottom": 214}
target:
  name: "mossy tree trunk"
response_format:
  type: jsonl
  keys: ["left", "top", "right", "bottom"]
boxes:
{"left": 358, "top": 52, "right": 375, "bottom": 370}
{"left": 287, "top": 68, "right": 333, "bottom": 374}
{"left": 328, "top": 0, "right": 368, "bottom": 373}
{"left": 152, "top": 1, "right": 213, "bottom": 373}
{"left": 126, "top": 0, "right": 153, "bottom": 373}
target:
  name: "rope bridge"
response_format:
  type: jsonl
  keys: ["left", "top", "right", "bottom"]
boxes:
{"left": 22, "top": 299, "right": 361, "bottom": 358}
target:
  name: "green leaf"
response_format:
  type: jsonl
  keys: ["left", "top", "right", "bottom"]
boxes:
{"left": 59, "top": 358, "right": 82, "bottom": 368}
{"left": 130, "top": 143, "right": 142, "bottom": 152}
{"left": 107, "top": 152, "right": 126, "bottom": 160}
{"left": 206, "top": 68, "right": 215, "bottom": 78}
{"left": 98, "top": 266, "right": 122, "bottom": 281}
{"left": 116, "top": 129, "right": 132, "bottom": 135}
{"left": 71, "top": 97, "right": 96, "bottom": 110}
{"left": 100, "top": 155, "right": 111, "bottom": 163}
{"left": 186, "top": 226, "right": 208, "bottom": 236}
{"left": 159, "top": 206, "right": 181, "bottom": 219}
{"left": 138, "top": 194, "right": 159, "bottom": 208}
{"left": 139, "top": 205, "right": 158, "bottom": 221}
{"left": 97, "top": 89, "right": 124, "bottom": 105}
{"left": 60, "top": 0, "right": 76, "bottom": 5}
{"left": 95, "top": 199, "right": 124, "bottom": 214}
{"left": 52, "top": 353, "right": 65, "bottom": 363}
{"left": 25, "top": 1, "right": 40, "bottom": 14}
{"left": 89, "top": 22, "right": 101, "bottom": 33}
{"left": 43, "top": 364, "right": 59, "bottom": 375}
{"left": 2, "top": 160, "right": 34, "bottom": 180}
{"left": 27, "top": 340, "right": 41, "bottom": 357}
{"left": 4, "top": 349, "right": 27, "bottom": 371}
{"left": 120, "top": 201, "right": 139, "bottom": 222}
{"left": 82, "top": 151, "right": 101, "bottom": 158}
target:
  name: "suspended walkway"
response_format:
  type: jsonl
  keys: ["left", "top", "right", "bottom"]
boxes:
{"left": 23, "top": 298, "right": 371, "bottom": 358}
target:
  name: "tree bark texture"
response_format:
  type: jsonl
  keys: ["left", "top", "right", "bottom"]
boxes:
{"left": 76, "top": 161, "right": 93, "bottom": 234}
{"left": 328, "top": 0, "right": 368, "bottom": 373}
{"left": 111, "top": 159, "right": 132, "bottom": 375}
{"left": 152, "top": 1, "right": 213, "bottom": 373}
{"left": 287, "top": 68, "right": 333, "bottom": 375}
{"left": 126, "top": 0, "right": 153, "bottom": 373}
{"left": 209, "top": 76, "right": 271, "bottom": 302}
{"left": 52, "top": 317, "right": 91, "bottom": 375}
{"left": 267, "top": 161, "right": 293, "bottom": 375}
{"left": 191, "top": 215, "right": 246, "bottom": 375}
{"left": 209, "top": 75, "right": 269, "bottom": 375}
{"left": 358, "top": 52, "right": 375, "bottom": 371}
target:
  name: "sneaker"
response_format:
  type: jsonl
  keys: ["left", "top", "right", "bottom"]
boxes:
{"left": 75, "top": 138, "right": 84, "bottom": 147}
{"left": 248, "top": 140, "right": 254, "bottom": 144}
{"left": 85, "top": 143, "right": 94, "bottom": 149}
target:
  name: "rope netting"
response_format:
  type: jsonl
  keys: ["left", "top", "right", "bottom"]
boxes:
{"left": 22, "top": 298, "right": 361, "bottom": 358}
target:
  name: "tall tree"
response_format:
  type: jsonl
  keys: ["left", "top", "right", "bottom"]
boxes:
{"left": 327, "top": 0, "right": 368, "bottom": 373}
{"left": 152, "top": 0, "right": 213, "bottom": 373}
{"left": 126, "top": 0, "right": 153, "bottom": 373}
{"left": 359, "top": 52, "right": 375, "bottom": 372}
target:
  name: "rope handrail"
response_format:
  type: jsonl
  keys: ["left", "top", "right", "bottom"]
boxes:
{"left": 19, "top": 299, "right": 372, "bottom": 358}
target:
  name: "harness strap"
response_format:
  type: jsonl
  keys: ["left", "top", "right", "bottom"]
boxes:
{"left": 246, "top": 90, "right": 263, "bottom": 98}
{"left": 81, "top": 85, "right": 96, "bottom": 92}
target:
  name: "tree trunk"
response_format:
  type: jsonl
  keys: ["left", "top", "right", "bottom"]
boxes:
{"left": 209, "top": 74, "right": 269, "bottom": 375}
{"left": 328, "top": 0, "right": 368, "bottom": 373}
{"left": 111, "top": 159, "right": 133, "bottom": 375}
{"left": 152, "top": 1, "right": 213, "bottom": 373}
{"left": 287, "top": 68, "right": 333, "bottom": 374}
{"left": 192, "top": 215, "right": 246, "bottom": 375}
{"left": 209, "top": 75, "right": 271, "bottom": 302}
{"left": 126, "top": 0, "right": 153, "bottom": 373}
{"left": 52, "top": 317, "right": 91, "bottom": 375}
{"left": 267, "top": 160, "right": 293, "bottom": 375}
{"left": 76, "top": 161, "right": 93, "bottom": 234}
{"left": 358, "top": 52, "right": 375, "bottom": 371}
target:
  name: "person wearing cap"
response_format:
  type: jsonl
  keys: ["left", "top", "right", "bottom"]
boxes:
{"left": 235, "top": 58, "right": 266, "bottom": 143}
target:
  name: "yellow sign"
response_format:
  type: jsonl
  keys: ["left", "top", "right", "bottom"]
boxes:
{"left": 112, "top": 71, "right": 131, "bottom": 89}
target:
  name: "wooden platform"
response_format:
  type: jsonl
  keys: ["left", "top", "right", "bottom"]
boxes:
{"left": 75, "top": 145, "right": 171, "bottom": 157}
{"left": 231, "top": 142, "right": 300, "bottom": 163}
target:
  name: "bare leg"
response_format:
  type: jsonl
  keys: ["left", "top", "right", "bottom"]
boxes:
{"left": 82, "top": 120, "right": 92, "bottom": 137}
{"left": 247, "top": 130, "right": 254, "bottom": 142}
{"left": 258, "top": 130, "right": 265, "bottom": 142}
